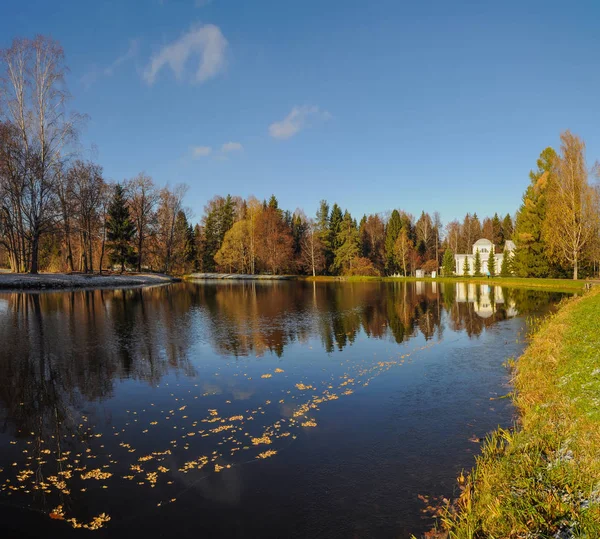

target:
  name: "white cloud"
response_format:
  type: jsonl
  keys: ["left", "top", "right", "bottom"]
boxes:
{"left": 143, "top": 24, "right": 227, "bottom": 85}
{"left": 268, "top": 105, "right": 330, "bottom": 140}
{"left": 104, "top": 39, "right": 139, "bottom": 76}
{"left": 221, "top": 141, "right": 243, "bottom": 153}
{"left": 192, "top": 145, "right": 212, "bottom": 157}
{"left": 81, "top": 39, "right": 139, "bottom": 88}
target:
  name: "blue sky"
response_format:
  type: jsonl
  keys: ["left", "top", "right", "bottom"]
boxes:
{"left": 2, "top": 0, "right": 600, "bottom": 225}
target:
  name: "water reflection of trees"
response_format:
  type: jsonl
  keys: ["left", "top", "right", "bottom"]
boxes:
{"left": 0, "top": 287, "right": 195, "bottom": 437}
{"left": 196, "top": 281, "right": 565, "bottom": 354}
{"left": 0, "top": 282, "right": 564, "bottom": 436}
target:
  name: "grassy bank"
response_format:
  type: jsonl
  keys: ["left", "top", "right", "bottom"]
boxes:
{"left": 300, "top": 275, "right": 588, "bottom": 292}
{"left": 442, "top": 286, "right": 600, "bottom": 537}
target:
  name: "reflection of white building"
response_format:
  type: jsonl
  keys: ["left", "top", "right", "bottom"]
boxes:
{"left": 455, "top": 239, "right": 515, "bottom": 276}
{"left": 455, "top": 283, "right": 517, "bottom": 318}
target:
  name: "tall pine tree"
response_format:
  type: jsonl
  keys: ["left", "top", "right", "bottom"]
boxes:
{"left": 385, "top": 210, "right": 402, "bottom": 274}
{"left": 512, "top": 148, "right": 556, "bottom": 277}
{"left": 202, "top": 195, "right": 236, "bottom": 272}
{"left": 463, "top": 256, "right": 470, "bottom": 275}
{"left": 333, "top": 211, "right": 360, "bottom": 274}
{"left": 488, "top": 245, "right": 496, "bottom": 276}
{"left": 315, "top": 200, "right": 331, "bottom": 272}
{"left": 107, "top": 184, "right": 136, "bottom": 273}
{"left": 501, "top": 248, "right": 512, "bottom": 276}
{"left": 442, "top": 249, "right": 455, "bottom": 276}
{"left": 473, "top": 248, "right": 482, "bottom": 276}
{"left": 328, "top": 204, "right": 343, "bottom": 273}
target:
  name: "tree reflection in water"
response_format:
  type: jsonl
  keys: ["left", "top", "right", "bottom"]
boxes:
{"left": 0, "top": 282, "right": 565, "bottom": 531}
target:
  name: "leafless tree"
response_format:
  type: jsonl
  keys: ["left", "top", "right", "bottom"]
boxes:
{"left": 300, "top": 218, "right": 325, "bottom": 276}
{"left": 69, "top": 160, "right": 104, "bottom": 272}
{"left": 126, "top": 173, "right": 158, "bottom": 272}
{"left": 155, "top": 184, "right": 188, "bottom": 273}
{"left": 0, "top": 36, "right": 83, "bottom": 273}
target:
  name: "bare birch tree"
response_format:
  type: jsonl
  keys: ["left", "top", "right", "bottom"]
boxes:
{"left": 300, "top": 218, "right": 325, "bottom": 276}
{"left": 126, "top": 173, "right": 158, "bottom": 271}
{"left": 155, "top": 184, "right": 188, "bottom": 273}
{"left": 0, "top": 36, "right": 82, "bottom": 273}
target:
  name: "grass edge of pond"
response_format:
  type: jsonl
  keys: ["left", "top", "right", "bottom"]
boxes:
{"left": 437, "top": 285, "right": 600, "bottom": 538}
{"left": 302, "top": 275, "right": 587, "bottom": 293}
{"left": 184, "top": 273, "right": 588, "bottom": 293}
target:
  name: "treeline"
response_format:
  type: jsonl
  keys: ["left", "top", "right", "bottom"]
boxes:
{"left": 197, "top": 195, "right": 516, "bottom": 277}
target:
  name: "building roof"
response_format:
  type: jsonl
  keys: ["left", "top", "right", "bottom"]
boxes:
{"left": 473, "top": 238, "right": 493, "bottom": 246}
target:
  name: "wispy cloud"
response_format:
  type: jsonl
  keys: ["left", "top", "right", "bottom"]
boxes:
{"left": 143, "top": 23, "right": 227, "bottom": 85}
{"left": 191, "top": 141, "right": 243, "bottom": 160}
{"left": 221, "top": 141, "right": 243, "bottom": 153}
{"left": 81, "top": 39, "right": 140, "bottom": 88}
{"left": 268, "top": 105, "right": 331, "bottom": 140}
{"left": 192, "top": 145, "right": 212, "bottom": 158}
{"left": 104, "top": 39, "right": 139, "bottom": 76}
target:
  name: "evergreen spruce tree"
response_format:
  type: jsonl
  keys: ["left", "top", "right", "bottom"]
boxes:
{"left": 463, "top": 256, "right": 470, "bottom": 275}
{"left": 193, "top": 224, "right": 203, "bottom": 271}
{"left": 501, "top": 248, "right": 512, "bottom": 276}
{"left": 473, "top": 248, "right": 482, "bottom": 276}
{"left": 291, "top": 214, "right": 306, "bottom": 257}
{"left": 202, "top": 195, "right": 235, "bottom": 272}
{"left": 501, "top": 213, "right": 513, "bottom": 246}
{"left": 442, "top": 249, "right": 455, "bottom": 276}
{"left": 333, "top": 212, "right": 360, "bottom": 274}
{"left": 316, "top": 200, "right": 332, "bottom": 273}
{"left": 384, "top": 210, "right": 402, "bottom": 274}
{"left": 488, "top": 245, "right": 496, "bottom": 277}
{"left": 358, "top": 215, "right": 368, "bottom": 258}
{"left": 107, "top": 184, "right": 136, "bottom": 273}
{"left": 328, "top": 204, "right": 343, "bottom": 273}
{"left": 492, "top": 213, "right": 503, "bottom": 246}
{"left": 202, "top": 209, "right": 218, "bottom": 272}
{"left": 512, "top": 148, "right": 556, "bottom": 277}
{"left": 184, "top": 224, "right": 197, "bottom": 268}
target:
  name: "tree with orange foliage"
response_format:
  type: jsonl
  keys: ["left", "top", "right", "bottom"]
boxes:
{"left": 256, "top": 207, "right": 294, "bottom": 274}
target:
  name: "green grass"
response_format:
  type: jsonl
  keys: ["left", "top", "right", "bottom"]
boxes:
{"left": 441, "top": 286, "right": 600, "bottom": 538}
{"left": 298, "top": 275, "right": 588, "bottom": 292}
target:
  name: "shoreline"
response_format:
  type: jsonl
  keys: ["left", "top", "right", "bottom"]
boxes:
{"left": 0, "top": 271, "right": 589, "bottom": 293}
{"left": 301, "top": 275, "right": 589, "bottom": 292}
{"left": 184, "top": 273, "right": 589, "bottom": 292}
{"left": 185, "top": 273, "right": 293, "bottom": 281}
{"left": 0, "top": 273, "right": 179, "bottom": 291}
{"left": 441, "top": 286, "right": 600, "bottom": 536}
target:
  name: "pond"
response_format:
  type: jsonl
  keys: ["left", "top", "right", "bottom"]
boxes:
{"left": 0, "top": 281, "right": 567, "bottom": 538}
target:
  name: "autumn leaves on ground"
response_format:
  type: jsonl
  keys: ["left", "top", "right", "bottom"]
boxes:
{"left": 440, "top": 286, "right": 600, "bottom": 538}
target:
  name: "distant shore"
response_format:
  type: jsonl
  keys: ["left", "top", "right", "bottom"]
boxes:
{"left": 182, "top": 273, "right": 591, "bottom": 292}
{"left": 0, "top": 271, "right": 591, "bottom": 293}
{"left": 300, "top": 275, "right": 590, "bottom": 292}
{"left": 186, "top": 273, "right": 293, "bottom": 281}
{"left": 0, "top": 272, "right": 179, "bottom": 290}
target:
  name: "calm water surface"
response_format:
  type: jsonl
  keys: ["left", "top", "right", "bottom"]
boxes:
{"left": 0, "top": 281, "right": 567, "bottom": 538}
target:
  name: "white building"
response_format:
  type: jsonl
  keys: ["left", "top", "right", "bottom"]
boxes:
{"left": 455, "top": 239, "right": 515, "bottom": 276}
